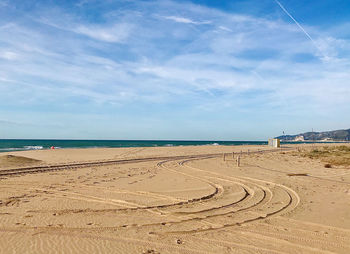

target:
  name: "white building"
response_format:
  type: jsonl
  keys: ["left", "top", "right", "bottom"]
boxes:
{"left": 268, "top": 138, "right": 280, "bottom": 148}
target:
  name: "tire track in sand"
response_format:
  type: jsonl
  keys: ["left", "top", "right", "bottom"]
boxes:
{"left": 148, "top": 156, "right": 299, "bottom": 235}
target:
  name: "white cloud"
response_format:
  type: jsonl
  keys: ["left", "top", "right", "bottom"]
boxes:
{"left": 218, "top": 26, "right": 232, "bottom": 32}
{"left": 36, "top": 15, "right": 133, "bottom": 43}
{"left": 0, "top": 51, "right": 17, "bottom": 60}
{"left": 0, "top": 0, "right": 349, "bottom": 116}
{"left": 0, "top": 0, "right": 349, "bottom": 138}
{"left": 74, "top": 23, "right": 133, "bottom": 43}
{"left": 163, "top": 15, "right": 211, "bottom": 25}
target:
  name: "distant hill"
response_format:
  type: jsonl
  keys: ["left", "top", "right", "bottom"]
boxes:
{"left": 276, "top": 129, "right": 350, "bottom": 141}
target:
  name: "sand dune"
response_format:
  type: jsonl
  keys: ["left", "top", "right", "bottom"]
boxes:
{"left": 0, "top": 144, "right": 349, "bottom": 253}
{"left": 0, "top": 155, "right": 41, "bottom": 169}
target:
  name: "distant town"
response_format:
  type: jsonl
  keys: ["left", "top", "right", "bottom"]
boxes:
{"left": 276, "top": 128, "right": 350, "bottom": 142}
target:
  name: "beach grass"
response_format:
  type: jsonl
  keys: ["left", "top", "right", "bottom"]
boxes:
{"left": 293, "top": 145, "right": 350, "bottom": 167}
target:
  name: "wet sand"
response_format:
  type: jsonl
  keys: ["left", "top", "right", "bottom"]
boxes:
{"left": 0, "top": 144, "right": 350, "bottom": 253}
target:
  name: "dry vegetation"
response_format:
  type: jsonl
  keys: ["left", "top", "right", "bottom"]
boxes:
{"left": 293, "top": 145, "right": 350, "bottom": 167}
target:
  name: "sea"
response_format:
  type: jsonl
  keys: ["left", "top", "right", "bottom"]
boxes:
{"left": 0, "top": 139, "right": 270, "bottom": 153}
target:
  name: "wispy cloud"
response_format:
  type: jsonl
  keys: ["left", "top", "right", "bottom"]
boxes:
{"left": 0, "top": 119, "right": 19, "bottom": 125}
{"left": 0, "top": 0, "right": 349, "bottom": 138}
{"left": 74, "top": 23, "right": 133, "bottom": 43}
{"left": 163, "top": 15, "right": 211, "bottom": 25}
{"left": 0, "top": 51, "right": 17, "bottom": 60}
{"left": 37, "top": 16, "right": 133, "bottom": 43}
{"left": 218, "top": 26, "right": 232, "bottom": 32}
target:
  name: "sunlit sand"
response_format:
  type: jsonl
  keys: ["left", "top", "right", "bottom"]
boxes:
{"left": 1, "top": 144, "right": 350, "bottom": 253}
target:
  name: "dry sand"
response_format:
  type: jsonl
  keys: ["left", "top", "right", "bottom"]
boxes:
{"left": 0, "top": 144, "right": 350, "bottom": 253}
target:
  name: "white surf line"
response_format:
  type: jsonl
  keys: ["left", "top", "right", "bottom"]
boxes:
{"left": 275, "top": 0, "right": 328, "bottom": 60}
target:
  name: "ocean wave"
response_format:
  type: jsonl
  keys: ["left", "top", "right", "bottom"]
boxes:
{"left": 164, "top": 144, "right": 174, "bottom": 147}
{"left": 0, "top": 146, "right": 44, "bottom": 152}
{"left": 196, "top": 143, "right": 220, "bottom": 146}
{"left": 0, "top": 148, "right": 23, "bottom": 151}
{"left": 23, "top": 146, "right": 43, "bottom": 150}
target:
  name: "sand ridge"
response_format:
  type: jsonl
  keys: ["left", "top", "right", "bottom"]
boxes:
{"left": 0, "top": 155, "right": 42, "bottom": 169}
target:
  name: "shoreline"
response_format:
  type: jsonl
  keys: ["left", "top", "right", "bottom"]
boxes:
{"left": 0, "top": 140, "right": 268, "bottom": 153}
{"left": 1, "top": 139, "right": 349, "bottom": 153}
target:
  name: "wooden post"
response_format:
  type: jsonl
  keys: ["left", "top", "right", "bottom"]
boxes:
{"left": 223, "top": 153, "right": 225, "bottom": 161}
{"left": 247, "top": 149, "right": 249, "bottom": 155}
{"left": 237, "top": 156, "right": 240, "bottom": 167}
{"left": 232, "top": 152, "right": 234, "bottom": 159}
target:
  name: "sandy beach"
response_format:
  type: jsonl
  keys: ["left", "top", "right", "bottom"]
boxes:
{"left": 0, "top": 144, "right": 350, "bottom": 253}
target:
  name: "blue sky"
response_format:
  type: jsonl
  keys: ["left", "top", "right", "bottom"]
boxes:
{"left": 0, "top": 0, "right": 350, "bottom": 140}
